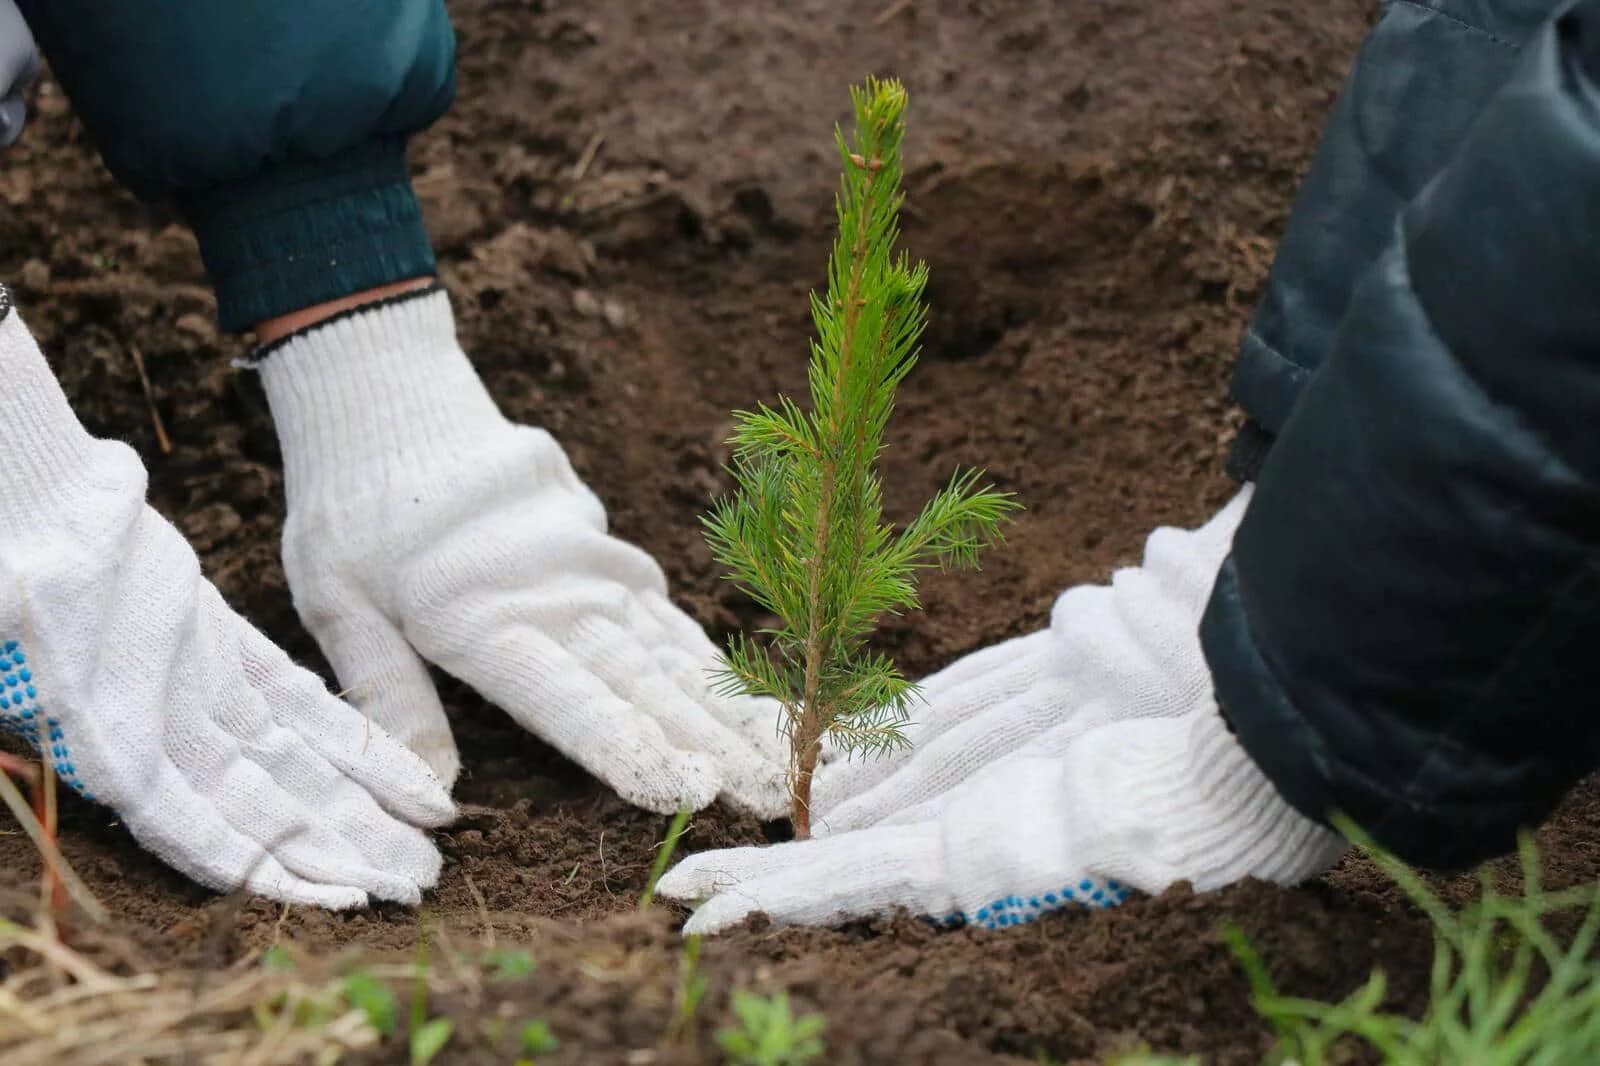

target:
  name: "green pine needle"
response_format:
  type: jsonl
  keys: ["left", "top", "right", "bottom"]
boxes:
{"left": 703, "top": 77, "right": 1020, "bottom": 835}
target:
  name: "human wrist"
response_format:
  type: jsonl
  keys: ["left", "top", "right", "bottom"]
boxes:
{"left": 254, "top": 277, "right": 438, "bottom": 346}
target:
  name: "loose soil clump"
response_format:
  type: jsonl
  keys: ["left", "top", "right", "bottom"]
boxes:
{"left": 8, "top": 1, "right": 1597, "bottom": 1063}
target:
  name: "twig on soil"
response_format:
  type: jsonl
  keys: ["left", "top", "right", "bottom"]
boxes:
{"left": 463, "top": 872, "right": 495, "bottom": 949}
{"left": 270, "top": 901, "right": 291, "bottom": 946}
{"left": 571, "top": 131, "right": 606, "bottom": 181}
{"left": 37, "top": 760, "right": 60, "bottom": 920}
{"left": 873, "top": 0, "right": 915, "bottom": 25}
{"left": 0, "top": 936, "right": 382, "bottom": 1066}
{"left": 0, "top": 761, "right": 102, "bottom": 923}
{"left": 430, "top": 925, "right": 484, "bottom": 1006}
{"left": 126, "top": 344, "right": 172, "bottom": 455}
{"left": 598, "top": 829, "right": 614, "bottom": 900}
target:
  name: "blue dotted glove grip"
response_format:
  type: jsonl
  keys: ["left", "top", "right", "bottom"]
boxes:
{"left": 931, "top": 877, "right": 1132, "bottom": 929}
{"left": 0, "top": 639, "right": 95, "bottom": 800}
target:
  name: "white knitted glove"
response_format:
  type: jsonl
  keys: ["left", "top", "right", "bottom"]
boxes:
{"left": 0, "top": 295, "right": 453, "bottom": 908}
{"left": 658, "top": 705, "right": 1347, "bottom": 933}
{"left": 658, "top": 491, "right": 1348, "bottom": 933}
{"left": 812, "top": 489, "right": 1253, "bottom": 834}
{"left": 255, "top": 289, "right": 787, "bottom": 817}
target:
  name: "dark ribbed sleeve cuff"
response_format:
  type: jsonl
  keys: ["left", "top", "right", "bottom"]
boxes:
{"left": 178, "top": 138, "right": 437, "bottom": 334}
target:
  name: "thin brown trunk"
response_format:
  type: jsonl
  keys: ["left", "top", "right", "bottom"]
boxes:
{"left": 790, "top": 716, "right": 823, "bottom": 839}
{"left": 789, "top": 161, "right": 877, "bottom": 835}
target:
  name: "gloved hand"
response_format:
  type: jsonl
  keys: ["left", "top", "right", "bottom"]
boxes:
{"left": 0, "top": 292, "right": 453, "bottom": 907}
{"left": 254, "top": 288, "right": 788, "bottom": 817}
{"left": 0, "top": 1, "right": 37, "bottom": 148}
{"left": 812, "top": 490, "right": 1254, "bottom": 834}
{"left": 657, "top": 493, "right": 1348, "bottom": 933}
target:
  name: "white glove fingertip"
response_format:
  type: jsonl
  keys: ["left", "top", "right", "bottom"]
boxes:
{"left": 682, "top": 894, "right": 764, "bottom": 936}
{"left": 258, "top": 877, "right": 370, "bottom": 911}
{"left": 236, "top": 612, "right": 461, "bottom": 826}
{"left": 292, "top": 596, "right": 463, "bottom": 788}
{"left": 325, "top": 719, "right": 459, "bottom": 829}
{"left": 234, "top": 850, "right": 373, "bottom": 910}
{"left": 655, "top": 846, "right": 767, "bottom": 902}
{"left": 617, "top": 749, "right": 721, "bottom": 815}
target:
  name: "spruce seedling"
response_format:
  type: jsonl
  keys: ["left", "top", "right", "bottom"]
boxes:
{"left": 704, "top": 78, "right": 1019, "bottom": 837}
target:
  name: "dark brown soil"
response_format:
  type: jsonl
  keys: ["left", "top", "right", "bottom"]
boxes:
{"left": 7, "top": 1, "right": 1597, "bottom": 1063}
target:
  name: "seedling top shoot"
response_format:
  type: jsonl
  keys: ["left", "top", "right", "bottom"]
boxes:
{"left": 704, "top": 77, "right": 1019, "bottom": 837}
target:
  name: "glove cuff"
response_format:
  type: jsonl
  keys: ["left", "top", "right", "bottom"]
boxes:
{"left": 1131, "top": 706, "right": 1348, "bottom": 891}
{"left": 252, "top": 286, "right": 509, "bottom": 506}
{"left": 0, "top": 294, "right": 128, "bottom": 526}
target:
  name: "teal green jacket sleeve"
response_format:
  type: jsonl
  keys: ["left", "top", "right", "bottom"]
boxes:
{"left": 16, "top": 1, "right": 456, "bottom": 332}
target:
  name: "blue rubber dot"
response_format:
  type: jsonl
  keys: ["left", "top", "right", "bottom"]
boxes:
{"left": 4, "top": 674, "right": 15, "bottom": 686}
{"left": 976, "top": 907, "right": 989, "bottom": 920}
{"left": 1044, "top": 893, "right": 1057, "bottom": 904}
{"left": 1024, "top": 914, "right": 1036, "bottom": 924}
{"left": 1079, "top": 879, "right": 1092, "bottom": 891}
{"left": 1091, "top": 890, "right": 1104, "bottom": 902}
{"left": 992, "top": 899, "right": 1005, "bottom": 911}
{"left": 3, "top": 641, "right": 15, "bottom": 653}
{"left": 1029, "top": 897, "right": 1040, "bottom": 908}
{"left": 1063, "top": 888, "right": 1075, "bottom": 900}
{"left": 19, "top": 668, "right": 31, "bottom": 682}
{"left": 12, "top": 652, "right": 24, "bottom": 665}
{"left": 24, "top": 686, "right": 34, "bottom": 698}
{"left": 1107, "top": 881, "right": 1121, "bottom": 892}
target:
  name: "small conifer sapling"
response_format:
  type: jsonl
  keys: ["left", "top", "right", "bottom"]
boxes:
{"left": 704, "top": 78, "right": 1019, "bottom": 838}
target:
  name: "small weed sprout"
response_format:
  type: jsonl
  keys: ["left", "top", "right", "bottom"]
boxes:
{"left": 704, "top": 77, "right": 1019, "bottom": 836}
{"left": 482, "top": 946, "right": 537, "bottom": 981}
{"left": 640, "top": 806, "right": 694, "bottom": 909}
{"left": 666, "top": 932, "right": 710, "bottom": 1046}
{"left": 715, "top": 990, "right": 827, "bottom": 1066}
{"left": 1228, "top": 819, "right": 1600, "bottom": 1065}
{"left": 518, "top": 1018, "right": 561, "bottom": 1061}
{"left": 341, "top": 970, "right": 399, "bottom": 1038}
{"left": 407, "top": 929, "right": 455, "bottom": 1066}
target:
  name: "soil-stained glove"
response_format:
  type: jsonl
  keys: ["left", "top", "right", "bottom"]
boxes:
{"left": 0, "top": 1, "right": 38, "bottom": 148}
{"left": 658, "top": 492, "right": 1348, "bottom": 933}
{"left": 0, "top": 293, "right": 453, "bottom": 908}
{"left": 254, "top": 288, "right": 787, "bottom": 817}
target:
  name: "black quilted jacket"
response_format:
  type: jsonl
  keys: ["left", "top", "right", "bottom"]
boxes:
{"left": 1203, "top": 0, "right": 1600, "bottom": 868}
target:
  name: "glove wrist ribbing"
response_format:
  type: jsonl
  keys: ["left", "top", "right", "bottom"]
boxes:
{"left": 254, "top": 286, "right": 510, "bottom": 508}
